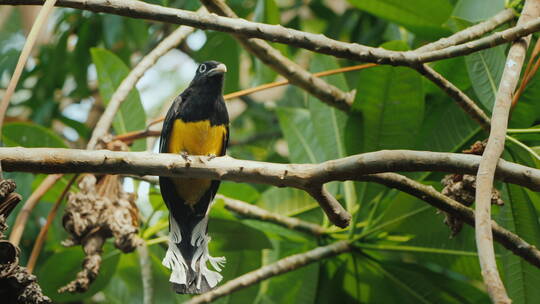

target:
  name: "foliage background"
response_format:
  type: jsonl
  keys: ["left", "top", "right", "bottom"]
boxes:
{"left": 1, "top": 0, "right": 540, "bottom": 303}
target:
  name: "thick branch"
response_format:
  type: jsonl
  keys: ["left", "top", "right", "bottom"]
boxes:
{"left": 187, "top": 241, "right": 351, "bottom": 304}
{"left": 475, "top": 1, "right": 540, "bottom": 303}
{"left": 200, "top": 0, "right": 354, "bottom": 112}
{"left": 3, "top": 0, "right": 540, "bottom": 65}
{"left": 218, "top": 195, "right": 326, "bottom": 236}
{"left": 359, "top": 173, "right": 540, "bottom": 270}
{"left": 0, "top": 148, "right": 539, "bottom": 191}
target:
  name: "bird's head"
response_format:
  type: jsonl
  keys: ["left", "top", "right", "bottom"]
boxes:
{"left": 191, "top": 61, "right": 227, "bottom": 87}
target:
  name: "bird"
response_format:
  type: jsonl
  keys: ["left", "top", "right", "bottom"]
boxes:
{"left": 159, "top": 61, "right": 229, "bottom": 294}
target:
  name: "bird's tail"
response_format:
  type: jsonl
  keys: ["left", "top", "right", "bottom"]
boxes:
{"left": 162, "top": 215, "right": 226, "bottom": 294}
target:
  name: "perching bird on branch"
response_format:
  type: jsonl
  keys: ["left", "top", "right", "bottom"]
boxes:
{"left": 159, "top": 61, "right": 229, "bottom": 294}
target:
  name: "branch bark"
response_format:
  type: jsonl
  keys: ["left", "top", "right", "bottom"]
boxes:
{"left": 3, "top": 0, "right": 540, "bottom": 65}
{"left": 187, "top": 241, "right": 351, "bottom": 304}
{"left": 200, "top": 0, "right": 354, "bottom": 112}
{"left": 415, "top": 9, "right": 516, "bottom": 53}
{"left": 475, "top": 1, "right": 540, "bottom": 303}
{"left": 0, "top": 148, "right": 538, "bottom": 191}
{"left": 217, "top": 195, "right": 326, "bottom": 236}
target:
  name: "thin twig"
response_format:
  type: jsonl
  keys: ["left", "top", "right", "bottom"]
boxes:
{"left": 8, "top": 174, "right": 63, "bottom": 246}
{"left": 4, "top": 0, "right": 540, "bottom": 65}
{"left": 26, "top": 174, "right": 77, "bottom": 273}
{"left": 415, "top": 9, "right": 516, "bottom": 53}
{"left": 475, "top": 1, "right": 540, "bottom": 302}
{"left": 217, "top": 195, "right": 326, "bottom": 236}
{"left": 187, "top": 241, "right": 351, "bottom": 304}
{"left": 201, "top": 0, "right": 354, "bottom": 112}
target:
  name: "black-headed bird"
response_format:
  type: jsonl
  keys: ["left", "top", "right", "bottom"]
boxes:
{"left": 159, "top": 61, "right": 229, "bottom": 294}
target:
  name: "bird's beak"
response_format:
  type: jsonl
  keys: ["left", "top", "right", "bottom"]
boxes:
{"left": 208, "top": 63, "right": 227, "bottom": 76}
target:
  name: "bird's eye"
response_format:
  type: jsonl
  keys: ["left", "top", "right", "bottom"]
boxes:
{"left": 198, "top": 64, "right": 207, "bottom": 73}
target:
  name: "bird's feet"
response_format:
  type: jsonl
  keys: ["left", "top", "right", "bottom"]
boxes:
{"left": 207, "top": 153, "right": 216, "bottom": 161}
{"left": 180, "top": 151, "right": 191, "bottom": 162}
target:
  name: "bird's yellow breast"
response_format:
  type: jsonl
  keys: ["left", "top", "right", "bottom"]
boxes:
{"left": 167, "top": 119, "right": 227, "bottom": 205}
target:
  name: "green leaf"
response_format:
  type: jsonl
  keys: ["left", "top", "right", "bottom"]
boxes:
{"left": 354, "top": 41, "right": 425, "bottom": 151}
{"left": 257, "top": 187, "right": 319, "bottom": 218}
{"left": 37, "top": 246, "right": 120, "bottom": 302}
{"left": 219, "top": 182, "right": 260, "bottom": 203}
{"left": 209, "top": 218, "right": 272, "bottom": 251}
{"left": 499, "top": 149, "right": 540, "bottom": 304}
{"left": 347, "top": 0, "right": 453, "bottom": 38}
{"left": 465, "top": 45, "right": 505, "bottom": 112}
{"left": 367, "top": 189, "right": 482, "bottom": 280}
{"left": 453, "top": 0, "right": 505, "bottom": 22}
{"left": 307, "top": 54, "right": 358, "bottom": 211}
{"left": 416, "top": 101, "right": 481, "bottom": 152}
{"left": 3, "top": 122, "right": 67, "bottom": 148}
{"left": 90, "top": 48, "right": 147, "bottom": 151}
{"left": 276, "top": 107, "right": 325, "bottom": 163}
{"left": 215, "top": 250, "right": 262, "bottom": 304}
{"left": 256, "top": 240, "right": 319, "bottom": 304}
{"left": 499, "top": 183, "right": 540, "bottom": 304}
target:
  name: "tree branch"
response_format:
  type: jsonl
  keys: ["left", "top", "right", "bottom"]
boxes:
{"left": 0, "top": 148, "right": 538, "bottom": 191}
{"left": 217, "top": 195, "right": 326, "bottom": 236}
{"left": 475, "top": 1, "right": 540, "bottom": 302}
{"left": 415, "top": 9, "right": 516, "bottom": 53}
{"left": 358, "top": 173, "right": 540, "bottom": 270}
{"left": 187, "top": 240, "right": 351, "bottom": 304}
{"left": 3, "top": 0, "right": 540, "bottom": 65}
{"left": 200, "top": 0, "right": 354, "bottom": 112}
{"left": 414, "top": 64, "right": 491, "bottom": 130}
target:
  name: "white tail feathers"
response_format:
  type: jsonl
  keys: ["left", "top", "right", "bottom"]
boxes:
{"left": 162, "top": 215, "right": 225, "bottom": 291}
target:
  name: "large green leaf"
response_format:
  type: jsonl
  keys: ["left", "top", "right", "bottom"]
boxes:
{"left": 499, "top": 149, "right": 540, "bottom": 304}
{"left": 416, "top": 101, "right": 481, "bottom": 152}
{"left": 37, "top": 246, "right": 120, "bottom": 302}
{"left": 90, "top": 48, "right": 147, "bottom": 151}
{"left": 453, "top": 0, "right": 505, "bottom": 22}
{"left": 499, "top": 183, "right": 540, "bottom": 304}
{"left": 209, "top": 218, "right": 272, "bottom": 251}
{"left": 276, "top": 107, "right": 325, "bottom": 163}
{"left": 347, "top": 0, "right": 453, "bottom": 38}
{"left": 255, "top": 240, "right": 319, "bottom": 304}
{"left": 354, "top": 41, "right": 425, "bottom": 152}
{"left": 3, "top": 122, "right": 67, "bottom": 148}
{"left": 465, "top": 45, "right": 505, "bottom": 112}
{"left": 307, "top": 54, "right": 359, "bottom": 212}
{"left": 365, "top": 189, "right": 482, "bottom": 280}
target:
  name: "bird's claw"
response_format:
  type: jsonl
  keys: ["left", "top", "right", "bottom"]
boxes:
{"left": 180, "top": 151, "right": 191, "bottom": 162}
{"left": 207, "top": 154, "right": 216, "bottom": 161}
